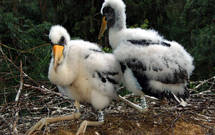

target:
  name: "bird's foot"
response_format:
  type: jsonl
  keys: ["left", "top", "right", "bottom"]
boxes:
{"left": 140, "top": 96, "right": 148, "bottom": 110}
{"left": 26, "top": 113, "right": 81, "bottom": 135}
{"left": 171, "top": 92, "right": 188, "bottom": 107}
{"left": 26, "top": 117, "right": 48, "bottom": 135}
{"left": 98, "top": 111, "right": 104, "bottom": 122}
{"left": 118, "top": 95, "right": 148, "bottom": 113}
{"left": 76, "top": 120, "right": 104, "bottom": 135}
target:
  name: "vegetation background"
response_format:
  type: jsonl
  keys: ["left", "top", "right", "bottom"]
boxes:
{"left": 0, "top": 0, "right": 215, "bottom": 104}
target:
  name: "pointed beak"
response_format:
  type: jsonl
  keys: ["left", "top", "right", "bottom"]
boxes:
{"left": 98, "top": 16, "right": 107, "bottom": 40}
{"left": 53, "top": 45, "right": 64, "bottom": 71}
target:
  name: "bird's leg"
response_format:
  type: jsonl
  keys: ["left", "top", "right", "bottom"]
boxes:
{"left": 171, "top": 92, "right": 188, "bottom": 107}
{"left": 76, "top": 110, "right": 104, "bottom": 135}
{"left": 118, "top": 95, "right": 148, "bottom": 113}
{"left": 26, "top": 100, "right": 81, "bottom": 135}
{"left": 98, "top": 110, "right": 104, "bottom": 122}
{"left": 74, "top": 100, "right": 80, "bottom": 113}
{"left": 140, "top": 95, "right": 148, "bottom": 109}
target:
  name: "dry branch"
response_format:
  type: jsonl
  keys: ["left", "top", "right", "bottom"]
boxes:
{"left": 15, "top": 61, "right": 23, "bottom": 102}
{"left": 0, "top": 115, "right": 13, "bottom": 135}
{"left": 194, "top": 76, "right": 215, "bottom": 90}
{"left": 23, "top": 83, "right": 69, "bottom": 100}
{"left": 12, "top": 61, "right": 23, "bottom": 135}
{"left": 0, "top": 46, "right": 39, "bottom": 86}
{"left": 0, "top": 42, "right": 50, "bottom": 54}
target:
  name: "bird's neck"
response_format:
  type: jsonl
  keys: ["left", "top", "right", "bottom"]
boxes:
{"left": 114, "top": 9, "right": 126, "bottom": 30}
{"left": 108, "top": 27, "right": 125, "bottom": 49}
{"left": 108, "top": 10, "right": 126, "bottom": 49}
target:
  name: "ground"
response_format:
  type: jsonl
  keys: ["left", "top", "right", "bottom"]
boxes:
{"left": 0, "top": 82, "right": 214, "bottom": 135}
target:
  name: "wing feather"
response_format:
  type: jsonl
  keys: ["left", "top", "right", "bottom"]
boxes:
{"left": 115, "top": 40, "right": 190, "bottom": 85}
{"left": 120, "top": 56, "right": 188, "bottom": 85}
{"left": 80, "top": 43, "right": 122, "bottom": 96}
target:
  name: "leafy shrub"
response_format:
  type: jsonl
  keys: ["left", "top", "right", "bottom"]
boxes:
{"left": 0, "top": 0, "right": 214, "bottom": 84}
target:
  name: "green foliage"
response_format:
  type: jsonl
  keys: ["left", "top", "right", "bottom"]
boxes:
{"left": 0, "top": 1, "right": 52, "bottom": 86}
{"left": 180, "top": 0, "right": 215, "bottom": 79}
{"left": 103, "top": 47, "right": 112, "bottom": 53}
{"left": 52, "top": 0, "right": 103, "bottom": 42}
{"left": 129, "top": 19, "right": 149, "bottom": 29}
{"left": 0, "top": 0, "right": 214, "bottom": 97}
{"left": 190, "top": 25, "right": 215, "bottom": 79}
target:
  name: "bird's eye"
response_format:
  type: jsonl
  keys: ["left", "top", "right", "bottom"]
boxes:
{"left": 59, "top": 36, "right": 65, "bottom": 46}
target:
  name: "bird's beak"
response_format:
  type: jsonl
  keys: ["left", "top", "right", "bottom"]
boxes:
{"left": 53, "top": 45, "right": 64, "bottom": 71}
{"left": 98, "top": 16, "right": 107, "bottom": 40}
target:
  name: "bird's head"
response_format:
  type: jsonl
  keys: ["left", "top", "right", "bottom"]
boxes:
{"left": 49, "top": 25, "right": 71, "bottom": 71}
{"left": 98, "top": 0, "right": 126, "bottom": 40}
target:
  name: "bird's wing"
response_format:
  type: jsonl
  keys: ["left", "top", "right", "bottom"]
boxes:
{"left": 79, "top": 42, "right": 122, "bottom": 97}
{"left": 87, "top": 54, "right": 122, "bottom": 97}
{"left": 118, "top": 28, "right": 194, "bottom": 79}
{"left": 127, "top": 39, "right": 171, "bottom": 47}
{"left": 114, "top": 40, "right": 189, "bottom": 85}
{"left": 123, "top": 57, "right": 188, "bottom": 84}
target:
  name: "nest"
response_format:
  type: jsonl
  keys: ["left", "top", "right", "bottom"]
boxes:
{"left": 0, "top": 79, "right": 215, "bottom": 135}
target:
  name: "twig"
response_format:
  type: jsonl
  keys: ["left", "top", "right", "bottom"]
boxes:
{"left": 160, "top": 112, "right": 181, "bottom": 135}
{"left": 171, "top": 113, "right": 181, "bottom": 135}
{"left": 0, "top": 42, "right": 50, "bottom": 54}
{"left": 23, "top": 83, "right": 69, "bottom": 99}
{"left": 15, "top": 61, "right": 23, "bottom": 102}
{"left": 0, "top": 46, "right": 39, "bottom": 86}
{"left": 0, "top": 115, "right": 13, "bottom": 135}
{"left": 194, "top": 76, "right": 215, "bottom": 90}
{"left": 13, "top": 61, "right": 24, "bottom": 135}
{"left": 195, "top": 113, "right": 215, "bottom": 122}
